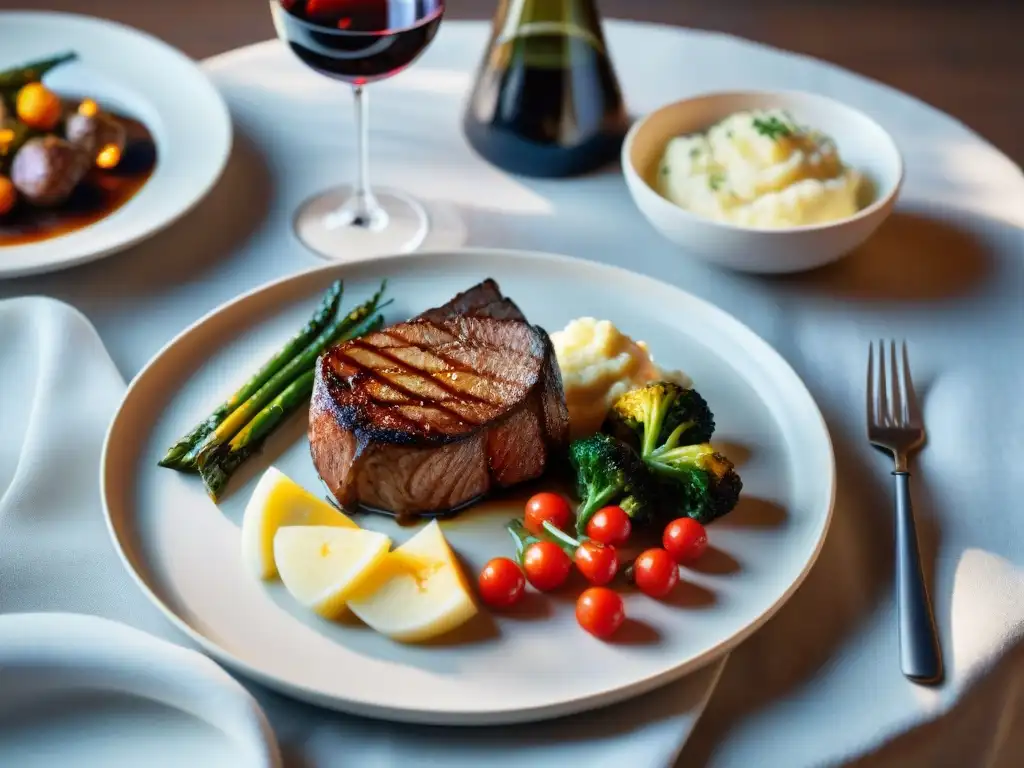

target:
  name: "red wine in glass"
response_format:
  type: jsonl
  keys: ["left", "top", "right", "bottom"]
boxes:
{"left": 274, "top": 0, "right": 444, "bottom": 85}
{"left": 270, "top": 0, "right": 446, "bottom": 261}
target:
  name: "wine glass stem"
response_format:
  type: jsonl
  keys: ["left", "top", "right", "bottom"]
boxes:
{"left": 337, "top": 84, "right": 386, "bottom": 230}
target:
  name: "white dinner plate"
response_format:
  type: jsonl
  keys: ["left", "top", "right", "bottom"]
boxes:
{"left": 0, "top": 612, "right": 280, "bottom": 767}
{"left": 101, "top": 248, "right": 835, "bottom": 725}
{"left": 0, "top": 12, "right": 231, "bottom": 278}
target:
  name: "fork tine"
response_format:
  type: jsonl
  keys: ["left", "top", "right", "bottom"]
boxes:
{"left": 889, "top": 340, "right": 903, "bottom": 426}
{"left": 876, "top": 339, "right": 889, "bottom": 426}
{"left": 866, "top": 342, "right": 876, "bottom": 427}
{"left": 901, "top": 341, "right": 923, "bottom": 427}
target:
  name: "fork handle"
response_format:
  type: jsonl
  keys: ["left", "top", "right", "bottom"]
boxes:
{"left": 894, "top": 471, "right": 944, "bottom": 685}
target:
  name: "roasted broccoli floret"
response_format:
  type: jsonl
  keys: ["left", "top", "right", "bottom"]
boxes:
{"left": 569, "top": 433, "right": 658, "bottom": 535}
{"left": 646, "top": 442, "right": 742, "bottom": 524}
{"left": 603, "top": 382, "right": 742, "bottom": 525}
{"left": 607, "top": 382, "right": 715, "bottom": 459}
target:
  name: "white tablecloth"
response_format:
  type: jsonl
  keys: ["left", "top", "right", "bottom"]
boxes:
{"left": 2, "top": 19, "right": 1023, "bottom": 767}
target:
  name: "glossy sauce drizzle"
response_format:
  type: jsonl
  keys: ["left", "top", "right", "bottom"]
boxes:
{"left": 0, "top": 99, "right": 157, "bottom": 247}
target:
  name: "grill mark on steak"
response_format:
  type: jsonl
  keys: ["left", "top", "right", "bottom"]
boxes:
{"left": 338, "top": 323, "right": 539, "bottom": 421}
{"left": 345, "top": 338, "right": 497, "bottom": 407}
{"left": 375, "top": 326, "right": 530, "bottom": 391}
{"left": 330, "top": 342, "right": 482, "bottom": 428}
{"left": 319, "top": 363, "right": 427, "bottom": 435}
{"left": 368, "top": 331, "right": 515, "bottom": 399}
{"left": 310, "top": 279, "right": 569, "bottom": 517}
{"left": 406, "top": 317, "right": 542, "bottom": 383}
{"left": 320, "top": 316, "right": 543, "bottom": 441}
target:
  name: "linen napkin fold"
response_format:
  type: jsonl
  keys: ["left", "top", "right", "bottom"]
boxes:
{"left": 0, "top": 296, "right": 723, "bottom": 768}
{"left": 0, "top": 612, "right": 281, "bottom": 767}
{"left": 0, "top": 296, "right": 169, "bottom": 632}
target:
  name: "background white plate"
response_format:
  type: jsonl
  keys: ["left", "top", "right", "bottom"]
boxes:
{"left": 0, "top": 12, "right": 231, "bottom": 278}
{"left": 0, "top": 612, "right": 280, "bottom": 768}
{"left": 102, "top": 248, "right": 835, "bottom": 725}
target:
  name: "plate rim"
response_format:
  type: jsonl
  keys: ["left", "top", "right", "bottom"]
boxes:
{"left": 100, "top": 247, "right": 836, "bottom": 725}
{"left": 0, "top": 10, "right": 232, "bottom": 278}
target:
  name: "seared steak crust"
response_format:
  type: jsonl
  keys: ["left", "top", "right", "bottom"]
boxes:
{"left": 417, "top": 278, "right": 527, "bottom": 324}
{"left": 309, "top": 280, "right": 569, "bottom": 516}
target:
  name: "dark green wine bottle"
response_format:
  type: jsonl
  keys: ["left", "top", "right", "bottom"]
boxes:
{"left": 462, "top": 0, "right": 629, "bottom": 178}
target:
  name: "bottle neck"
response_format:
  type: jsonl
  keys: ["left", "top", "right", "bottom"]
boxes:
{"left": 492, "top": 0, "right": 607, "bottom": 53}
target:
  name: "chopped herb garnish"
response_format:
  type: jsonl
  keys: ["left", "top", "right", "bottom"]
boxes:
{"left": 752, "top": 115, "right": 793, "bottom": 140}
{"left": 689, "top": 147, "right": 700, "bottom": 158}
{"left": 660, "top": 166, "right": 670, "bottom": 176}
{"left": 708, "top": 172, "right": 725, "bottom": 191}
{"left": 726, "top": 130, "right": 734, "bottom": 139}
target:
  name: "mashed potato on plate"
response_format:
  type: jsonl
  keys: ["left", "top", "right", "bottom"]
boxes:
{"left": 656, "top": 109, "right": 862, "bottom": 228}
{"left": 552, "top": 318, "right": 691, "bottom": 439}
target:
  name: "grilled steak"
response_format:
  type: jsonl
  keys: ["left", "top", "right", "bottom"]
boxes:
{"left": 417, "top": 278, "right": 528, "bottom": 324}
{"left": 309, "top": 280, "right": 569, "bottom": 516}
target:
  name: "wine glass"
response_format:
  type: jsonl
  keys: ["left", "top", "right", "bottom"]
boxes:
{"left": 270, "top": 0, "right": 445, "bottom": 260}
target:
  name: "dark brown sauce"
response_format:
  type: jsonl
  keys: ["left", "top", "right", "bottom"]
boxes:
{"left": 322, "top": 492, "right": 447, "bottom": 528}
{"left": 0, "top": 98, "right": 157, "bottom": 246}
{"left": 360, "top": 498, "right": 480, "bottom": 528}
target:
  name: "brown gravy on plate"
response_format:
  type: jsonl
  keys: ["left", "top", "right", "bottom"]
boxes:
{"left": 0, "top": 100, "right": 157, "bottom": 247}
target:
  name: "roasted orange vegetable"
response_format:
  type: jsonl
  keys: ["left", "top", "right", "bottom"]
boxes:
{"left": 0, "top": 175, "right": 16, "bottom": 216}
{"left": 77, "top": 98, "right": 99, "bottom": 118}
{"left": 95, "top": 143, "right": 121, "bottom": 169}
{"left": 16, "top": 83, "right": 62, "bottom": 131}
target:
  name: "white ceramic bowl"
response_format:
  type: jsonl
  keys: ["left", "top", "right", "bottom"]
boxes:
{"left": 622, "top": 90, "right": 904, "bottom": 274}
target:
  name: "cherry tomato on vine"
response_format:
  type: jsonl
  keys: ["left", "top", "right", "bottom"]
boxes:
{"left": 663, "top": 518, "right": 708, "bottom": 564}
{"left": 522, "top": 541, "right": 572, "bottom": 591}
{"left": 576, "top": 587, "right": 626, "bottom": 639}
{"left": 524, "top": 492, "right": 573, "bottom": 535}
{"left": 574, "top": 541, "right": 619, "bottom": 586}
{"left": 478, "top": 558, "right": 526, "bottom": 608}
{"left": 632, "top": 548, "right": 680, "bottom": 598}
{"left": 585, "top": 505, "right": 632, "bottom": 546}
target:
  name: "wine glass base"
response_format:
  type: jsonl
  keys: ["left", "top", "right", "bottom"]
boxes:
{"left": 293, "top": 186, "right": 429, "bottom": 261}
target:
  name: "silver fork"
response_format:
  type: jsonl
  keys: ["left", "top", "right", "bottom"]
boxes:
{"left": 867, "top": 340, "right": 943, "bottom": 685}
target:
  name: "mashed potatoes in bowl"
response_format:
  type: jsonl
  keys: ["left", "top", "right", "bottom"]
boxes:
{"left": 551, "top": 317, "right": 691, "bottom": 439}
{"left": 656, "top": 109, "right": 862, "bottom": 228}
{"left": 621, "top": 90, "right": 903, "bottom": 273}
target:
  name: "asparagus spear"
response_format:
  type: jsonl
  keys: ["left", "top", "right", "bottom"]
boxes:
{"left": 199, "top": 370, "right": 315, "bottom": 501}
{"left": 0, "top": 51, "right": 78, "bottom": 91}
{"left": 186, "top": 281, "right": 389, "bottom": 470}
{"left": 199, "top": 312, "right": 386, "bottom": 501}
{"left": 158, "top": 280, "right": 344, "bottom": 470}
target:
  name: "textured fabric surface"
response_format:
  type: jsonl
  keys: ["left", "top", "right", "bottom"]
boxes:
{"left": 0, "top": 298, "right": 167, "bottom": 633}
{"left": 2, "top": 19, "right": 1023, "bottom": 768}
